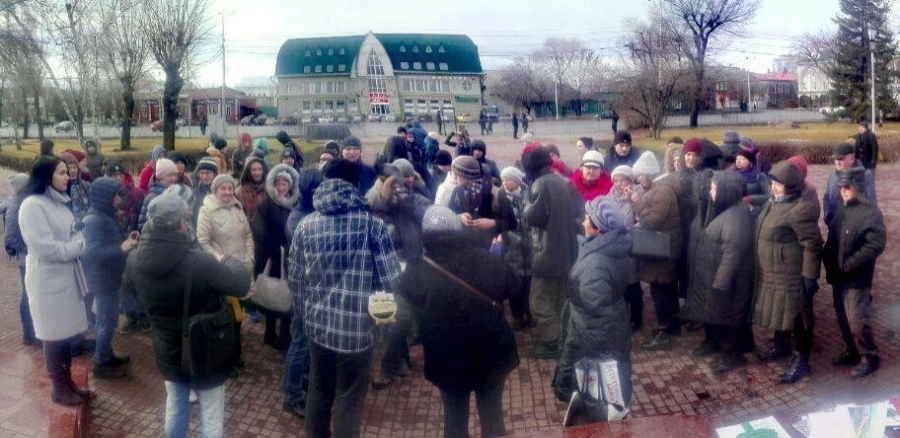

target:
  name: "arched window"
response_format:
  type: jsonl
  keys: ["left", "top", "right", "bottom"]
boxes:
{"left": 399, "top": 45, "right": 406, "bottom": 53}
{"left": 425, "top": 45, "right": 432, "bottom": 53}
{"left": 438, "top": 46, "right": 445, "bottom": 53}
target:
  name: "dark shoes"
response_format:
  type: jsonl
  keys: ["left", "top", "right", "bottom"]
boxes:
{"left": 371, "top": 374, "right": 393, "bottom": 390}
{"left": 71, "top": 339, "right": 96, "bottom": 357}
{"left": 531, "top": 341, "right": 562, "bottom": 359}
{"left": 832, "top": 351, "right": 861, "bottom": 367}
{"left": 710, "top": 355, "right": 747, "bottom": 375}
{"left": 691, "top": 342, "right": 720, "bottom": 358}
{"left": 283, "top": 400, "right": 306, "bottom": 419}
{"left": 50, "top": 373, "right": 85, "bottom": 406}
{"left": 108, "top": 354, "right": 131, "bottom": 368}
{"left": 778, "top": 354, "right": 811, "bottom": 384}
{"left": 93, "top": 362, "right": 128, "bottom": 379}
{"left": 757, "top": 343, "right": 791, "bottom": 362}
{"left": 684, "top": 321, "right": 703, "bottom": 332}
{"left": 851, "top": 355, "right": 880, "bottom": 379}
{"left": 641, "top": 331, "right": 674, "bottom": 351}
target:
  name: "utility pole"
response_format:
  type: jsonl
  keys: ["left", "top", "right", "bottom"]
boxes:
{"left": 220, "top": 8, "right": 226, "bottom": 137}
{"left": 868, "top": 27, "right": 876, "bottom": 133}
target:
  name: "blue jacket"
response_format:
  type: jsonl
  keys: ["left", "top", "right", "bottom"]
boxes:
{"left": 823, "top": 160, "right": 877, "bottom": 228}
{"left": 138, "top": 178, "right": 168, "bottom": 231}
{"left": 409, "top": 121, "right": 428, "bottom": 146}
{"left": 83, "top": 178, "right": 127, "bottom": 294}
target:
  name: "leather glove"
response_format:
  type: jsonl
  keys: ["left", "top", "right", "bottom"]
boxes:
{"left": 802, "top": 278, "right": 819, "bottom": 299}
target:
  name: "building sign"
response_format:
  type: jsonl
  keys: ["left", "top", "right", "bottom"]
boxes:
{"left": 454, "top": 96, "right": 480, "bottom": 104}
{"left": 369, "top": 93, "right": 389, "bottom": 103}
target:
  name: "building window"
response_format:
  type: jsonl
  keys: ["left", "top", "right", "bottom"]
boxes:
{"left": 316, "top": 49, "right": 322, "bottom": 56}
{"left": 399, "top": 45, "right": 406, "bottom": 53}
{"left": 366, "top": 49, "right": 389, "bottom": 115}
{"left": 326, "top": 65, "right": 334, "bottom": 73}
{"left": 338, "top": 64, "right": 346, "bottom": 72}
{"left": 439, "top": 63, "right": 449, "bottom": 71}
{"left": 414, "top": 80, "right": 425, "bottom": 92}
{"left": 413, "top": 62, "right": 422, "bottom": 70}
{"left": 328, "top": 49, "right": 333, "bottom": 56}
{"left": 339, "top": 48, "right": 345, "bottom": 55}
{"left": 461, "top": 80, "right": 472, "bottom": 91}
{"left": 326, "top": 82, "right": 334, "bottom": 93}
{"left": 404, "top": 99, "right": 414, "bottom": 113}
{"left": 440, "top": 80, "right": 450, "bottom": 92}
{"left": 417, "top": 99, "right": 426, "bottom": 113}
{"left": 430, "top": 100, "right": 440, "bottom": 111}
{"left": 442, "top": 99, "right": 453, "bottom": 110}
{"left": 402, "top": 80, "right": 412, "bottom": 92}
{"left": 426, "top": 62, "right": 435, "bottom": 71}
{"left": 303, "top": 66, "right": 311, "bottom": 74}
{"left": 400, "top": 62, "right": 409, "bottom": 70}
{"left": 314, "top": 101, "right": 323, "bottom": 112}
{"left": 336, "top": 100, "right": 345, "bottom": 111}
{"left": 302, "top": 101, "right": 311, "bottom": 112}
{"left": 428, "top": 80, "right": 438, "bottom": 93}
{"left": 325, "top": 100, "right": 334, "bottom": 111}
{"left": 425, "top": 45, "right": 432, "bottom": 53}
{"left": 336, "top": 82, "right": 346, "bottom": 93}
{"left": 305, "top": 50, "right": 311, "bottom": 56}
{"left": 315, "top": 65, "right": 322, "bottom": 73}
{"left": 366, "top": 50, "right": 386, "bottom": 76}
{"left": 438, "top": 46, "right": 445, "bottom": 53}
{"left": 412, "top": 46, "right": 419, "bottom": 53}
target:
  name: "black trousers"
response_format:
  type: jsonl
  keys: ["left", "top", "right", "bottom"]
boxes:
{"left": 706, "top": 324, "right": 743, "bottom": 361}
{"left": 440, "top": 379, "right": 506, "bottom": 438}
{"left": 44, "top": 336, "right": 78, "bottom": 375}
{"left": 509, "top": 275, "right": 532, "bottom": 322}
{"left": 650, "top": 282, "right": 680, "bottom": 332}
{"left": 773, "top": 314, "right": 813, "bottom": 358}
{"left": 624, "top": 283, "right": 643, "bottom": 330}
{"left": 306, "top": 342, "right": 373, "bottom": 438}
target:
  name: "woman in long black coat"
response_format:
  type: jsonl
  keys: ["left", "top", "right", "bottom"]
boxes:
{"left": 396, "top": 206, "right": 519, "bottom": 438}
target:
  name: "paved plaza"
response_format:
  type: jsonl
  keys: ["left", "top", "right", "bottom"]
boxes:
{"left": 0, "top": 159, "right": 897, "bottom": 437}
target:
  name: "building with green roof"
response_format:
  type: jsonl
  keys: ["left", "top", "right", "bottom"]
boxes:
{"left": 274, "top": 31, "right": 484, "bottom": 122}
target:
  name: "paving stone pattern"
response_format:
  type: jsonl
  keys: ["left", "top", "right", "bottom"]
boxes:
{"left": 0, "top": 162, "right": 897, "bottom": 437}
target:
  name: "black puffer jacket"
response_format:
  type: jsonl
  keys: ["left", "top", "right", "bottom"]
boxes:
{"left": 122, "top": 222, "right": 250, "bottom": 389}
{"left": 566, "top": 229, "right": 632, "bottom": 359}
{"left": 824, "top": 196, "right": 886, "bottom": 288}
{"left": 683, "top": 172, "right": 755, "bottom": 326}
{"left": 397, "top": 231, "right": 519, "bottom": 397}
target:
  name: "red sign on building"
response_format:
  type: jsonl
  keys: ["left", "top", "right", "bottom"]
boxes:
{"left": 369, "top": 93, "right": 389, "bottom": 103}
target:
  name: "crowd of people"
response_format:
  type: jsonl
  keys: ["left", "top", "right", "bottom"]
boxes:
{"left": 0, "top": 119, "right": 887, "bottom": 437}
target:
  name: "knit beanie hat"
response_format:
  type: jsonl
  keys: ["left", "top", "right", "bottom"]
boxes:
{"left": 586, "top": 197, "right": 627, "bottom": 234}
{"left": 451, "top": 156, "right": 481, "bottom": 180}
{"left": 500, "top": 167, "right": 526, "bottom": 188}
{"left": 8, "top": 174, "right": 28, "bottom": 194}
{"left": 422, "top": 205, "right": 463, "bottom": 233}
{"left": 324, "top": 141, "right": 341, "bottom": 157}
{"left": 683, "top": 138, "right": 703, "bottom": 155}
{"left": 736, "top": 149, "right": 757, "bottom": 167}
{"left": 107, "top": 160, "right": 127, "bottom": 176}
{"left": 213, "top": 137, "right": 227, "bottom": 150}
{"left": 739, "top": 136, "right": 756, "bottom": 151}
{"left": 393, "top": 159, "right": 416, "bottom": 177}
{"left": 722, "top": 131, "right": 740, "bottom": 145}
{"left": 341, "top": 136, "right": 362, "bottom": 150}
{"left": 613, "top": 131, "right": 632, "bottom": 145}
{"left": 581, "top": 150, "right": 605, "bottom": 167}
{"left": 195, "top": 157, "right": 219, "bottom": 175}
{"left": 155, "top": 158, "right": 177, "bottom": 179}
{"left": 611, "top": 165, "right": 634, "bottom": 181}
{"left": 323, "top": 158, "right": 360, "bottom": 186}
{"left": 65, "top": 149, "right": 86, "bottom": 163}
{"left": 786, "top": 156, "right": 808, "bottom": 178}
{"left": 435, "top": 150, "right": 452, "bottom": 166}
{"left": 151, "top": 145, "right": 166, "bottom": 162}
{"left": 147, "top": 193, "right": 189, "bottom": 230}
{"left": 631, "top": 151, "right": 660, "bottom": 176}
{"left": 211, "top": 174, "right": 236, "bottom": 193}
{"left": 254, "top": 138, "right": 269, "bottom": 154}
{"left": 164, "top": 184, "right": 194, "bottom": 206}
{"left": 59, "top": 152, "right": 78, "bottom": 166}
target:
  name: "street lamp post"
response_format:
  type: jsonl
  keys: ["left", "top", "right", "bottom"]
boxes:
{"left": 868, "top": 28, "right": 876, "bottom": 133}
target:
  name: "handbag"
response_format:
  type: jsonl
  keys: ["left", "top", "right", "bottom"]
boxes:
{"left": 630, "top": 227, "right": 672, "bottom": 261}
{"left": 251, "top": 251, "right": 292, "bottom": 313}
{"left": 563, "top": 357, "right": 631, "bottom": 427}
{"left": 180, "top": 260, "right": 237, "bottom": 377}
{"left": 422, "top": 256, "right": 503, "bottom": 311}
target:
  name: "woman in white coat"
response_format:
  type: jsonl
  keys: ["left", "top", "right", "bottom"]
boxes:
{"left": 18, "top": 156, "right": 90, "bottom": 405}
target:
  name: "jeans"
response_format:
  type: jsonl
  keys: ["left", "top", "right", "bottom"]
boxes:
{"left": 306, "top": 342, "right": 373, "bottom": 438}
{"left": 649, "top": 282, "right": 680, "bottom": 332}
{"left": 122, "top": 290, "right": 146, "bottom": 319}
{"left": 164, "top": 381, "right": 225, "bottom": 438}
{"left": 381, "top": 296, "right": 412, "bottom": 377}
{"left": 18, "top": 266, "right": 35, "bottom": 341}
{"left": 283, "top": 314, "right": 310, "bottom": 406}
{"left": 84, "top": 293, "right": 95, "bottom": 329}
{"left": 93, "top": 290, "right": 120, "bottom": 364}
{"left": 440, "top": 379, "right": 506, "bottom": 438}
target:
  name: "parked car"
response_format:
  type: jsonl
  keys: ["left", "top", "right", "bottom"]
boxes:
{"left": 481, "top": 105, "right": 499, "bottom": 122}
{"left": 456, "top": 113, "right": 474, "bottom": 123}
{"left": 54, "top": 121, "right": 75, "bottom": 133}
{"left": 418, "top": 114, "right": 433, "bottom": 123}
{"left": 278, "top": 116, "right": 298, "bottom": 126}
{"left": 819, "top": 106, "right": 846, "bottom": 115}
{"left": 596, "top": 110, "right": 615, "bottom": 120}
{"left": 367, "top": 114, "right": 383, "bottom": 123}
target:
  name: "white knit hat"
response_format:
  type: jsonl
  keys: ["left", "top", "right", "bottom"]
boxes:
{"left": 610, "top": 165, "right": 634, "bottom": 181}
{"left": 500, "top": 167, "right": 526, "bottom": 188}
{"left": 422, "top": 206, "right": 463, "bottom": 233}
{"left": 631, "top": 151, "right": 660, "bottom": 176}
{"left": 155, "top": 158, "right": 177, "bottom": 179}
{"left": 581, "top": 150, "right": 604, "bottom": 167}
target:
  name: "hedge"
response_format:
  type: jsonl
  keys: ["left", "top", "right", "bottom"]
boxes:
{"left": 757, "top": 137, "right": 900, "bottom": 165}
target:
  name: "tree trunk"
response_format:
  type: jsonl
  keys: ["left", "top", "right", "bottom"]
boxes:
{"left": 20, "top": 89, "right": 30, "bottom": 139}
{"left": 163, "top": 68, "right": 184, "bottom": 150}
{"left": 34, "top": 88, "right": 44, "bottom": 140}
{"left": 120, "top": 77, "right": 135, "bottom": 150}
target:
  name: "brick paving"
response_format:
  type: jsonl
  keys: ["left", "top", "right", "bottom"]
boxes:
{"left": 0, "top": 156, "right": 898, "bottom": 437}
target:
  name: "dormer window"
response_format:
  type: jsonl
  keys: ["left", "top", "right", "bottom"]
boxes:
{"left": 339, "top": 48, "right": 345, "bottom": 55}
{"left": 328, "top": 49, "right": 333, "bottom": 56}
{"left": 399, "top": 45, "right": 406, "bottom": 53}
{"left": 412, "top": 46, "right": 419, "bottom": 53}
{"left": 315, "top": 65, "right": 322, "bottom": 73}
{"left": 305, "top": 50, "right": 311, "bottom": 56}
{"left": 316, "top": 49, "right": 322, "bottom": 56}
{"left": 438, "top": 46, "right": 445, "bottom": 53}
{"left": 425, "top": 45, "right": 432, "bottom": 53}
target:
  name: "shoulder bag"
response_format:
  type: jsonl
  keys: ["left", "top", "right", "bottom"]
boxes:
{"left": 251, "top": 250, "right": 292, "bottom": 313}
{"left": 630, "top": 227, "right": 672, "bottom": 261}
{"left": 422, "top": 255, "right": 503, "bottom": 312}
{"left": 180, "top": 260, "right": 237, "bottom": 377}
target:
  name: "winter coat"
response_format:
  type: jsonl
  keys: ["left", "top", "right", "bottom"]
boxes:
{"left": 85, "top": 144, "right": 105, "bottom": 180}
{"left": 122, "top": 222, "right": 250, "bottom": 389}
{"left": 854, "top": 131, "right": 879, "bottom": 169}
{"left": 356, "top": 162, "right": 378, "bottom": 195}
{"left": 566, "top": 229, "right": 632, "bottom": 361}
{"left": 83, "top": 179, "right": 128, "bottom": 295}
{"left": 397, "top": 231, "right": 519, "bottom": 397}
{"left": 476, "top": 156, "right": 501, "bottom": 183}
{"left": 430, "top": 167, "right": 449, "bottom": 186}
{"left": 824, "top": 196, "right": 886, "bottom": 289}
{"left": 683, "top": 172, "right": 754, "bottom": 326}
{"left": 197, "top": 195, "right": 255, "bottom": 274}
{"left": 570, "top": 168, "right": 613, "bottom": 203}
{"left": 205, "top": 146, "right": 228, "bottom": 176}
{"left": 138, "top": 146, "right": 168, "bottom": 192}
{"left": 365, "top": 179, "right": 431, "bottom": 261}
{"left": 253, "top": 164, "right": 300, "bottom": 277}
{"left": 638, "top": 174, "right": 683, "bottom": 284}
{"left": 444, "top": 133, "right": 472, "bottom": 156}
{"left": 408, "top": 121, "right": 428, "bottom": 146}
{"left": 733, "top": 168, "right": 770, "bottom": 210}
{"left": 138, "top": 178, "right": 169, "bottom": 232}
{"left": 234, "top": 157, "right": 268, "bottom": 223}
{"left": 231, "top": 145, "right": 253, "bottom": 179}
{"left": 604, "top": 145, "right": 642, "bottom": 173}
{"left": 525, "top": 168, "right": 579, "bottom": 277}
{"left": 753, "top": 165, "right": 823, "bottom": 331}
{"left": 19, "top": 189, "right": 88, "bottom": 341}
{"left": 424, "top": 137, "right": 440, "bottom": 167}
{"left": 823, "top": 163, "right": 877, "bottom": 228}
{"left": 112, "top": 171, "right": 144, "bottom": 234}
{"left": 68, "top": 174, "right": 92, "bottom": 228}
{"left": 4, "top": 197, "right": 27, "bottom": 267}
{"left": 497, "top": 187, "right": 531, "bottom": 277}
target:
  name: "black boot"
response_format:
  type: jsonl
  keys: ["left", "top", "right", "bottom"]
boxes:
{"left": 50, "top": 372, "right": 85, "bottom": 405}
{"left": 851, "top": 354, "right": 880, "bottom": 379}
{"left": 710, "top": 354, "right": 747, "bottom": 375}
{"left": 757, "top": 340, "right": 791, "bottom": 362}
{"left": 778, "top": 353, "right": 811, "bottom": 384}
{"left": 831, "top": 350, "right": 861, "bottom": 367}
{"left": 63, "top": 350, "right": 93, "bottom": 398}
{"left": 691, "top": 340, "right": 720, "bottom": 357}
{"left": 93, "top": 362, "right": 128, "bottom": 379}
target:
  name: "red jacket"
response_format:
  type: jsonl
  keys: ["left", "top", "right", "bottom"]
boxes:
{"left": 570, "top": 168, "right": 613, "bottom": 202}
{"left": 138, "top": 160, "right": 155, "bottom": 192}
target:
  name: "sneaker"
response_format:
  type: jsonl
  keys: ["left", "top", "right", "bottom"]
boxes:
{"left": 691, "top": 342, "right": 720, "bottom": 357}
{"left": 832, "top": 351, "right": 861, "bottom": 367}
{"left": 283, "top": 400, "right": 306, "bottom": 419}
{"left": 531, "top": 341, "right": 562, "bottom": 359}
{"left": 118, "top": 318, "right": 141, "bottom": 334}
{"left": 189, "top": 390, "right": 198, "bottom": 403}
{"left": 851, "top": 355, "right": 880, "bottom": 379}
{"left": 641, "top": 331, "right": 672, "bottom": 351}
{"left": 93, "top": 362, "right": 128, "bottom": 379}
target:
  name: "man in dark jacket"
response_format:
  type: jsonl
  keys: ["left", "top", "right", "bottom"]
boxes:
{"left": 604, "top": 131, "right": 642, "bottom": 173}
{"left": 83, "top": 177, "right": 138, "bottom": 379}
{"left": 340, "top": 136, "right": 377, "bottom": 194}
{"left": 288, "top": 159, "right": 401, "bottom": 437}
{"left": 854, "top": 122, "right": 878, "bottom": 173}
{"left": 122, "top": 193, "right": 250, "bottom": 437}
{"left": 683, "top": 172, "right": 755, "bottom": 374}
{"left": 471, "top": 140, "right": 501, "bottom": 183}
{"left": 824, "top": 143, "right": 877, "bottom": 229}
{"left": 824, "top": 167, "right": 886, "bottom": 378}
{"left": 276, "top": 131, "right": 304, "bottom": 168}
{"left": 521, "top": 144, "right": 578, "bottom": 358}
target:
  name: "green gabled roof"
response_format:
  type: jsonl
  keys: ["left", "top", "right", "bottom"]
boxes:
{"left": 374, "top": 33, "right": 483, "bottom": 75}
{"left": 275, "top": 35, "right": 365, "bottom": 77}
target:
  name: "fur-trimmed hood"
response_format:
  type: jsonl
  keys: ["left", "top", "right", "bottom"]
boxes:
{"left": 265, "top": 163, "right": 301, "bottom": 209}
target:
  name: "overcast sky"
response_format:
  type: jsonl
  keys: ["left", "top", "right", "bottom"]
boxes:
{"left": 191, "top": 0, "right": 847, "bottom": 88}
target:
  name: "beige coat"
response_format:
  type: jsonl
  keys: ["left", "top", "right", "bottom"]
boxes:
{"left": 197, "top": 195, "right": 255, "bottom": 274}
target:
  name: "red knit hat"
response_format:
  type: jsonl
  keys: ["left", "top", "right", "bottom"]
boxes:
{"left": 522, "top": 142, "right": 542, "bottom": 154}
{"left": 786, "top": 156, "right": 808, "bottom": 179}
{"left": 683, "top": 138, "right": 703, "bottom": 155}
{"left": 65, "top": 148, "right": 86, "bottom": 163}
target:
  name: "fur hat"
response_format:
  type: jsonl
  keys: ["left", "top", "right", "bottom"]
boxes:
{"left": 451, "top": 156, "right": 481, "bottom": 180}
{"left": 631, "top": 151, "right": 660, "bottom": 176}
{"left": 422, "top": 206, "right": 463, "bottom": 233}
{"left": 500, "top": 167, "right": 526, "bottom": 188}
{"left": 155, "top": 158, "right": 178, "bottom": 179}
{"left": 581, "top": 150, "right": 605, "bottom": 167}
{"left": 613, "top": 131, "right": 632, "bottom": 145}
{"left": 586, "top": 197, "right": 627, "bottom": 234}
{"left": 323, "top": 158, "right": 360, "bottom": 186}
{"left": 683, "top": 138, "right": 703, "bottom": 155}
{"left": 610, "top": 165, "right": 634, "bottom": 181}
{"left": 211, "top": 174, "right": 236, "bottom": 193}
{"left": 195, "top": 158, "right": 220, "bottom": 176}
{"left": 147, "top": 193, "right": 189, "bottom": 230}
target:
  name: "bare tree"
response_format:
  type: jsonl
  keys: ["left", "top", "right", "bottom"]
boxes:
{"left": 663, "top": 0, "right": 762, "bottom": 127}
{"left": 534, "top": 38, "right": 584, "bottom": 119}
{"left": 490, "top": 56, "right": 552, "bottom": 114}
{"left": 794, "top": 29, "right": 837, "bottom": 75}
{"left": 564, "top": 48, "right": 605, "bottom": 116}
{"left": 99, "top": 0, "right": 148, "bottom": 150}
{"left": 141, "top": 0, "right": 211, "bottom": 150}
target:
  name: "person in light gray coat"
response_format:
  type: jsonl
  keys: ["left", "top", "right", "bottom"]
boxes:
{"left": 19, "top": 156, "right": 91, "bottom": 405}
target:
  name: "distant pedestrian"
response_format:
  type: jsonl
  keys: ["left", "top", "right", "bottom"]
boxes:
{"left": 511, "top": 113, "right": 519, "bottom": 139}
{"left": 610, "top": 109, "right": 619, "bottom": 134}
{"left": 521, "top": 111, "right": 529, "bottom": 133}
{"left": 200, "top": 116, "right": 208, "bottom": 136}
{"left": 3, "top": 174, "right": 38, "bottom": 347}
{"left": 854, "top": 122, "right": 879, "bottom": 178}
{"left": 436, "top": 109, "right": 444, "bottom": 135}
